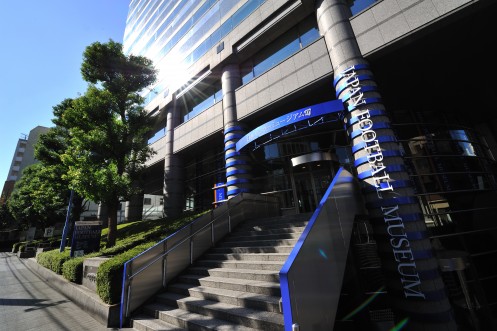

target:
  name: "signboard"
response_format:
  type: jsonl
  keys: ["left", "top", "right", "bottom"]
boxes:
{"left": 236, "top": 100, "right": 344, "bottom": 152}
{"left": 70, "top": 221, "right": 102, "bottom": 257}
{"left": 44, "top": 227, "right": 55, "bottom": 238}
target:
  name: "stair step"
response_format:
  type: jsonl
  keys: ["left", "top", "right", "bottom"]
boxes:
{"left": 166, "top": 283, "right": 281, "bottom": 312}
{"left": 225, "top": 232, "right": 302, "bottom": 241}
{"left": 195, "top": 259, "right": 284, "bottom": 271}
{"left": 146, "top": 295, "right": 284, "bottom": 330}
{"left": 187, "top": 267, "right": 280, "bottom": 282}
{"left": 236, "top": 221, "right": 308, "bottom": 231}
{"left": 175, "top": 274, "right": 280, "bottom": 295}
{"left": 141, "top": 303, "right": 259, "bottom": 331}
{"left": 218, "top": 239, "right": 298, "bottom": 247}
{"left": 203, "top": 252, "right": 289, "bottom": 262}
{"left": 131, "top": 315, "right": 187, "bottom": 331}
{"left": 229, "top": 227, "right": 306, "bottom": 237}
{"left": 209, "top": 245, "right": 295, "bottom": 254}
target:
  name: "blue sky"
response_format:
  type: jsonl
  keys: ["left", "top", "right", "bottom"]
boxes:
{"left": 0, "top": 0, "right": 130, "bottom": 184}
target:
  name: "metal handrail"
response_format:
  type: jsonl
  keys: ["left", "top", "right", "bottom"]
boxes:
{"left": 119, "top": 192, "right": 280, "bottom": 328}
{"left": 128, "top": 206, "right": 233, "bottom": 281}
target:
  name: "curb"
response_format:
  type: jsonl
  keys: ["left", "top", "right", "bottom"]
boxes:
{"left": 20, "top": 256, "right": 122, "bottom": 329}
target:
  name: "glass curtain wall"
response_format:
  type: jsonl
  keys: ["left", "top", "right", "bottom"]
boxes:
{"left": 393, "top": 109, "right": 497, "bottom": 327}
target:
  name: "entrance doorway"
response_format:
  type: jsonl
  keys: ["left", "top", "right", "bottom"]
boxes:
{"left": 291, "top": 161, "right": 335, "bottom": 213}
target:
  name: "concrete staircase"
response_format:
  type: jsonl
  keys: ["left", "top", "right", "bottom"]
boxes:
{"left": 128, "top": 213, "right": 311, "bottom": 331}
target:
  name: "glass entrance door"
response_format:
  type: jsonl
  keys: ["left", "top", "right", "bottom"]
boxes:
{"left": 291, "top": 163, "right": 334, "bottom": 213}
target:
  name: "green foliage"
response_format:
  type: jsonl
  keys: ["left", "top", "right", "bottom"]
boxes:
{"left": 37, "top": 249, "right": 71, "bottom": 274}
{"left": 36, "top": 211, "right": 206, "bottom": 305}
{"left": 62, "top": 256, "right": 85, "bottom": 283}
{"left": 97, "top": 242, "right": 155, "bottom": 304}
{"left": 8, "top": 164, "right": 67, "bottom": 229}
{"left": 57, "top": 40, "right": 158, "bottom": 248}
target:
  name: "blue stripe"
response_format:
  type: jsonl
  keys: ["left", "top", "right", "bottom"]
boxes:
{"left": 341, "top": 85, "right": 377, "bottom": 103}
{"left": 224, "top": 133, "right": 244, "bottom": 143}
{"left": 335, "top": 73, "right": 374, "bottom": 96}
{"left": 352, "top": 135, "right": 397, "bottom": 154}
{"left": 226, "top": 169, "right": 248, "bottom": 177}
{"left": 354, "top": 150, "right": 402, "bottom": 167}
{"left": 226, "top": 160, "right": 247, "bottom": 167}
{"left": 333, "top": 63, "right": 370, "bottom": 87}
{"left": 226, "top": 178, "right": 250, "bottom": 186}
{"left": 224, "top": 151, "right": 239, "bottom": 159}
{"left": 224, "top": 142, "right": 236, "bottom": 151}
{"left": 350, "top": 122, "right": 392, "bottom": 139}
{"left": 224, "top": 125, "right": 244, "bottom": 134}
{"left": 347, "top": 97, "right": 382, "bottom": 112}
{"left": 347, "top": 109, "right": 386, "bottom": 126}
{"left": 358, "top": 164, "right": 406, "bottom": 180}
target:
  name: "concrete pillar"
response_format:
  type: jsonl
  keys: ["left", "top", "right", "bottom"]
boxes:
{"left": 315, "top": 0, "right": 456, "bottom": 330}
{"left": 163, "top": 102, "right": 184, "bottom": 218}
{"left": 222, "top": 64, "right": 252, "bottom": 198}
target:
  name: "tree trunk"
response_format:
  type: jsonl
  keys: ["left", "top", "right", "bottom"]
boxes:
{"left": 106, "top": 199, "right": 119, "bottom": 248}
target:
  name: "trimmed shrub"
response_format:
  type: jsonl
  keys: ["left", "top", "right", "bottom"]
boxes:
{"left": 96, "top": 242, "right": 155, "bottom": 304}
{"left": 62, "top": 257, "right": 85, "bottom": 283}
{"left": 36, "top": 249, "right": 71, "bottom": 274}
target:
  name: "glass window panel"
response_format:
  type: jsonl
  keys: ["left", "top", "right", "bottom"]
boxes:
{"left": 253, "top": 29, "right": 299, "bottom": 77}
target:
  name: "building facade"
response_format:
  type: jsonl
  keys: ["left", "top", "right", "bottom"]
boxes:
{"left": 1, "top": 126, "right": 50, "bottom": 203}
{"left": 124, "top": 0, "right": 497, "bottom": 329}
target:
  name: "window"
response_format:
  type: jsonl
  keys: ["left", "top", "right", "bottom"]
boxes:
{"left": 241, "top": 15, "right": 320, "bottom": 85}
{"left": 182, "top": 79, "right": 222, "bottom": 122}
{"left": 143, "top": 198, "right": 152, "bottom": 205}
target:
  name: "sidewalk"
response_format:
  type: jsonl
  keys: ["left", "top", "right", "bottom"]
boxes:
{"left": 0, "top": 252, "right": 125, "bottom": 331}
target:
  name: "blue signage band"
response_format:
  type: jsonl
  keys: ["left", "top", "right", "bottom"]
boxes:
{"left": 347, "top": 97, "right": 382, "bottom": 112}
{"left": 341, "top": 85, "right": 378, "bottom": 103}
{"left": 333, "top": 63, "right": 370, "bottom": 87}
{"left": 236, "top": 100, "right": 344, "bottom": 152}
{"left": 351, "top": 135, "right": 398, "bottom": 154}
{"left": 335, "top": 74, "right": 374, "bottom": 95}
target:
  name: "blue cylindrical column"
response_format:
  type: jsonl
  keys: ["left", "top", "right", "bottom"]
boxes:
{"left": 222, "top": 64, "right": 252, "bottom": 199}
{"left": 316, "top": 0, "right": 456, "bottom": 329}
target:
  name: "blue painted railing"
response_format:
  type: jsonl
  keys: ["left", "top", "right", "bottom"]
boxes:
{"left": 280, "top": 167, "right": 365, "bottom": 330}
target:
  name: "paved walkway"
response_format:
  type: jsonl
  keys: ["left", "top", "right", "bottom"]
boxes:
{"left": 0, "top": 252, "right": 115, "bottom": 331}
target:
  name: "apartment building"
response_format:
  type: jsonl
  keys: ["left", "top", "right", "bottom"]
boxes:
{"left": 123, "top": 0, "right": 497, "bottom": 329}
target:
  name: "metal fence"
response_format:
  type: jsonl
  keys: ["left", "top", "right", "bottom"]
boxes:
{"left": 119, "top": 192, "right": 280, "bottom": 327}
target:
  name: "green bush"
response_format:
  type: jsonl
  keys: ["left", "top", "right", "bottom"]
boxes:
{"left": 62, "top": 257, "right": 85, "bottom": 283}
{"left": 96, "top": 242, "right": 155, "bottom": 304}
{"left": 36, "top": 249, "right": 71, "bottom": 274}
{"left": 11, "top": 241, "right": 24, "bottom": 253}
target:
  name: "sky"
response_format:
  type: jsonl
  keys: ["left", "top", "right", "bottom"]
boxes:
{"left": 0, "top": 0, "right": 131, "bottom": 184}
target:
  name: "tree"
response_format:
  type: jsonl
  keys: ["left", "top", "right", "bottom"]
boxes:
{"left": 35, "top": 122, "right": 87, "bottom": 230}
{"left": 61, "top": 40, "right": 157, "bottom": 247}
{"left": 8, "top": 163, "right": 67, "bottom": 229}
